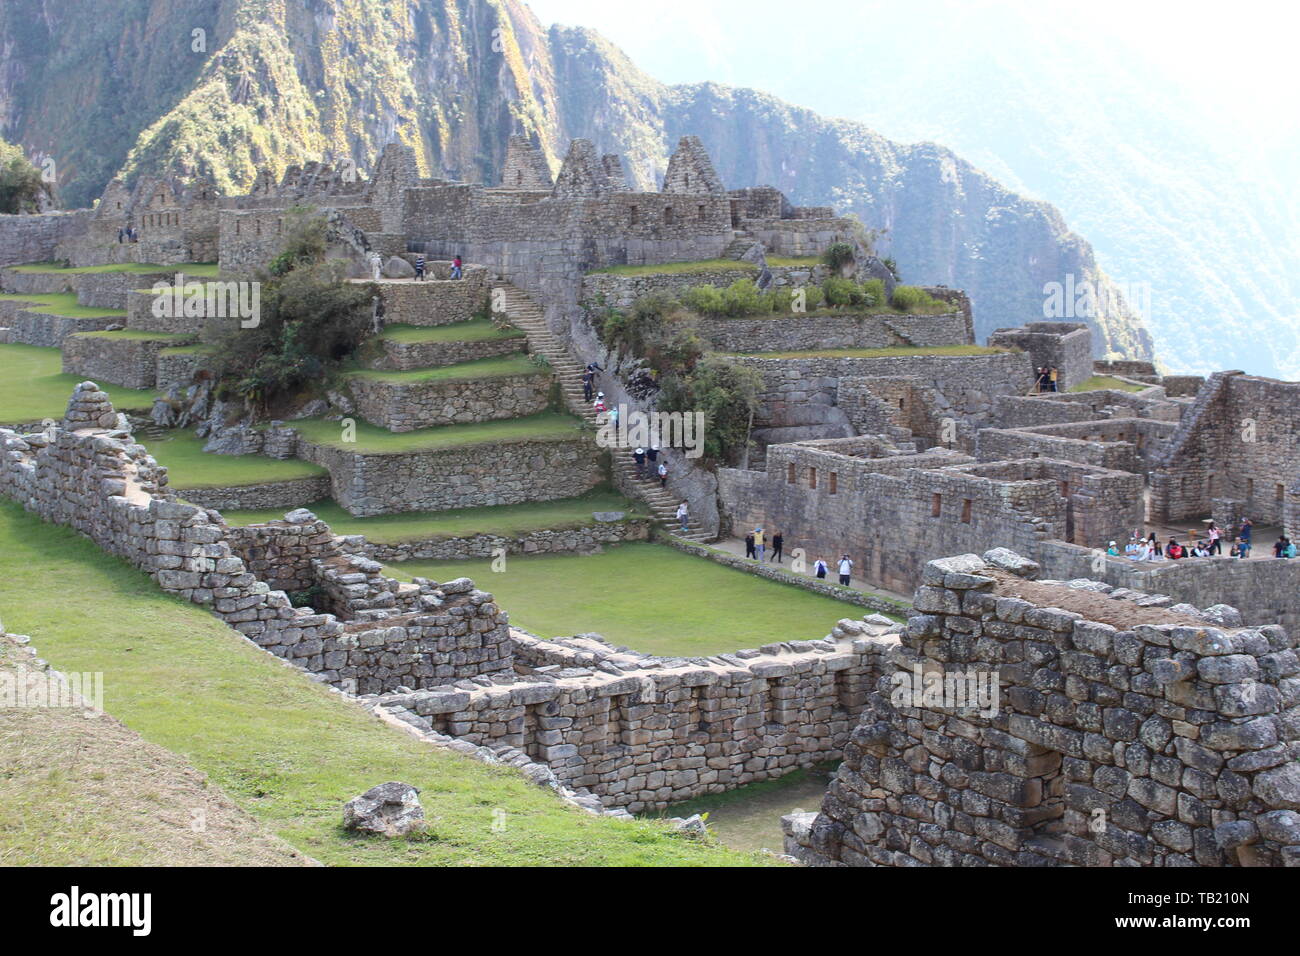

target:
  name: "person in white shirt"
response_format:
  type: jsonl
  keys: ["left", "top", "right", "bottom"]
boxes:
{"left": 814, "top": 558, "right": 828, "bottom": 579}
{"left": 676, "top": 501, "right": 689, "bottom": 532}
{"left": 837, "top": 554, "right": 854, "bottom": 586}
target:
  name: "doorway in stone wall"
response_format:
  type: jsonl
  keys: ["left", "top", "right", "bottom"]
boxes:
{"left": 729, "top": 200, "right": 741, "bottom": 228}
{"left": 1059, "top": 479, "right": 1076, "bottom": 543}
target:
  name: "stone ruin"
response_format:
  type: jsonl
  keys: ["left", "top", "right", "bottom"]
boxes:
{"left": 783, "top": 550, "right": 1300, "bottom": 867}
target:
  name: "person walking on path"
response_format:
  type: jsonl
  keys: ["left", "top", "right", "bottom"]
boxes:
{"left": 633, "top": 447, "right": 646, "bottom": 478}
{"left": 646, "top": 444, "right": 659, "bottom": 472}
{"left": 814, "top": 558, "right": 828, "bottom": 579}
{"left": 582, "top": 369, "right": 594, "bottom": 402}
{"left": 414, "top": 253, "right": 426, "bottom": 281}
{"left": 745, "top": 532, "right": 756, "bottom": 560}
{"left": 1207, "top": 521, "right": 1223, "bottom": 555}
{"left": 753, "top": 527, "right": 765, "bottom": 561}
{"left": 657, "top": 460, "right": 668, "bottom": 488}
{"left": 769, "top": 531, "right": 784, "bottom": 563}
{"left": 451, "top": 255, "right": 463, "bottom": 279}
{"left": 837, "top": 554, "right": 854, "bottom": 586}
{"left": 676, "top": 501, "right": 689, "bottom": 533}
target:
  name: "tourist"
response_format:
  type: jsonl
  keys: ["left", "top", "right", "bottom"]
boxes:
{"left": 646, "top": 444, "right": 659, "bottom": 470}
{"left": 582, "top": 368, "right": 594, "bottom": 401}
{"left": 1239, "top": 517, "right": 1253, "bottom": 552}
{"left": 837, "top": 554, "right": 854, "bottom": 586}
{"left": 633, "top": 447, "right": 646, "bottom": 478}
{"left": 1107, "top": 540, "right": 1119, "bottom": 556}
{"left": 1049, "top": 367, "right": 1059, "bottom": 391}
{"left": 414, "top": 253, "right": 426, "bottom": 281}
{"left": 1124, "top": 537, "right": 1140, "bottom": 559}
{"left": 1035, "top": 367, "right": 1048, "bottom": 393}
{"left": 608, "top": 405, "right": 619, "bottom": 429}
{"left": 1207, "top": 521, "right": 1223, "bottom": 555}
{"left": 676, "top": 501, "right": 689, "bottom": 532}
{"left": 814, "top": 557, "right": 829, "bottom": 579}
{"left": 370, "top": 251, "right": 383, "bottom": 281}
{"left": 1193, "top": 541, "right": 1209, "bottom": 557}
{"left": 1274, "top": 536, "right": 1289, "bottom": 558}
{"left": 1166, "top": 539, "right": 1183, "bottom": 560}
{"left": 745, "top": 531, "right": 756, "bottom": 559}
{"left": 657, "top": 460, "right": 668, "bottom": 488}
{"left": 117, "top": 227, "right": 125, "bottom": 243}
{"left": 770, "top": 531, "right": 784, "bottom": 563}
{"left": 1236, "top": 535, "right": 1251, "bottom": 559}
{"left": 1230, "top": 540, "right": 1241, "bottom": 558}
{"left": 593, "top": 391, "right": 606, "bottom": 413}
{"left": 753, "top": 527, "right": 765, "bottom": 561}
{"left": 451, "top": 254, "right": 463, "bottom": 279}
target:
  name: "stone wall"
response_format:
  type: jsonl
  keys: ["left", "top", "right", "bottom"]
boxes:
{"left": 1150, "top": 373, "right": 1300, "bottom": 530}
{"left": 347, "top": 370, "right": 551, "bottom": 432}
{"left": 175, "top": 474, "right": 331, "bottom": 511}
{"left": 61, "top": 332, "right": 197, "bottom": 389}
{"left": 296, "top": 434, "right": 605, "bottom": 517}
{"left": 989, "top": 322, "right": 1094, "bottom": 387}
{"left": 375, "top": 329, "right": 524, "bottom": 370}
{"left": 1, "top": 305, "right": 120, "bottom": 347}
{"left": 373, "top": 619, "right": 896, "bottom": 812}
{"left": 975, "top": 419, "right": 1178, "bottom": 474}
{"left": 374, "top": 267, "right": 488, "bottom": 326}
{"left": 155, "top": 349, "right": 206, "bottom": 392}
{"left": 359, "top": 518, "right": 651, "bottom": 562}
{"left": 684, "top": 312, "right": 971, "bottom": 353}
{"left": 0, "top": 211, "right": 91, "bottom": 267}
{"left": 74, "top": 269, "right": 175, "bottom": 310}
{"left": 784, "top": 550, "right": 1300, "bottom": 867}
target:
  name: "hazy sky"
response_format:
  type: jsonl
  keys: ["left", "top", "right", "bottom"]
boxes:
{"left": 524, "top": 0, "right": 1297, "bottom": 143}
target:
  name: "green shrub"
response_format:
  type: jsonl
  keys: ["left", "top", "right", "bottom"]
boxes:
{"left": 656, "top": 356, "right": 762, "bottom": 463}
{"left": 822, "top": 276, "right": 858, "bottom": 307}
{"left": 861, "top": 278, "right": 886, "bottom": 309}
{"left": 0, "top": 139, "right": 51, "bottom": 214}
{"left": 721, "top": 279, "right": 764, "bottom": 317}
{"left": 890, "top": 284, "right": 939, "bottom": 312}
{"left": 768, "top": 287, "right": 796, "bottom": 314}
{"left": 599, "top": 293, "right": 673, "bottom": 357}
{"left": 821, "top": 242, "right": 856, "bottom": 272}
{"left": 799, "top": 284, "right": 825, "bottom": 312}
{"left": 682, "top": 284, "right": 727, "bottom": 317}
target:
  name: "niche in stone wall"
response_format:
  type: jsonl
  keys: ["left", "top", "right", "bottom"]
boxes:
{"left": 601, "top": 694, "right": 629, "bottom": 753}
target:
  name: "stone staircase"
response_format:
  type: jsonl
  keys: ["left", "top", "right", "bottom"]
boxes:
{"left": 495, "top": 281, "right": 711, "bottom": 542}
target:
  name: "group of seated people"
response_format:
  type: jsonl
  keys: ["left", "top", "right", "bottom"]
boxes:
{"left": 1107, "top": 522, "right": 1238, "bottom": 561}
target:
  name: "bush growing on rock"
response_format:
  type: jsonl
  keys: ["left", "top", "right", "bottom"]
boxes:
{"left": 890, "top": 284, "right": 939, "bottom": 312}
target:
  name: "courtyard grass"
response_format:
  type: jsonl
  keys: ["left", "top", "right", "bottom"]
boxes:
{"left": 722, "top": 344, "right": 1005, "bottom": 359}
{"left": 1069, "top": 375, "right": 1149, "bottom": 393}
{"left": 0, "top": 291, "right": 125, "bottom": 318}
{"left": 346, "top": 354, "right": 545, "bottom": 385}
{"left": 587, "top": 258, "right": 759, "bottom": 277}
{"left": 221, "top": 489, "right": 645, "bottom": 542}
{"left": 0, "top": 343, "right": 154, "bottom": 424}
{"left": 381, "top": 319, "right": 525, "bottom": 344}
{"left": 0, "top": 501, "right": 766, "bottom": 866}
{"left": 8, "top": 261, "right": 220, "bottom": 276}
{"left": 388, "top": 541, "right": 860, "bottom": 657}
{"left": 140, "top": 430, "right": 327, "bottom": 489}
{"left": 289, "top": 411, "right": 587, "bottom": 454}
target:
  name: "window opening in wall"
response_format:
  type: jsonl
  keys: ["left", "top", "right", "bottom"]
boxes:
{"left": 931, "top": 493, "right": 942, "bottom": 517}
{"left": 629, "top": 206, "right": 639, "bottom": 225}
{"left": 765, "top": 679, "right": 784, "bottom": 728}
{"left": 688, "top": 685, "right": 710, "bottom": 733}
{"left": 809, "top": 466, "right": 817, "bottom": 489}
{"left": 697, "top": 203, "right": 706, "bottom": 221}
{"left": 787, "top": 463, "right": 796, "bottom": 484}
{"left": 961, "top": 499, "right": 972, "bottom": 523}
{"left": 829, "top": 471, "right": 838, "bottom": 494}
{"left": 664, "top": 206, "right": 674, "bottom": 225}
{"left": 603, "top": 695, "right": 627, "bottom": 753}
{"left": 1277, "top": 483, "right": 1285, "bottom": 501}
{"left": 1247, "top": 478, "right": 1254, "bottom": 498}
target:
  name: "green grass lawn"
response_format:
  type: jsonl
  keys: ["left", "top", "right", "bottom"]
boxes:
{"left": 74, "top": 329, "right": 197, "bottom": 343}
{"left": 381, "top": 319, "right": 525, "bottom": 344}
{"left": 0, "top": 501, "right": 764, "bottom": 866}
{"left": 587, "top": 258, "right": 759, "bottom": 277}
{"left": 0, "top": 292, "right": 125, "bottom": 318}
{"left": 347, "top": 354, "right": 545, "bottom": 385}
{"left": 0, "top": 343, "right": 155, "bottom": 424}
{"left": 389, "top": 541, "right": 859, "bottom": 656}
{"left": 290, "top": 412, "right": 587, "bottom": 454}
{"left": 1069, "top": 375, "right": 1149, "bottom": 393}
{"left": 222, "top": 490, "right": 644, "bottom": 542}
{"left": 8, "top": 261, "right": 220, "bottom": 276}
{"left": 140, "top": 430, "right": 327, "bottom": 489}
{"left": 765, "top": 256, "right": 822, "bottom": 268}
{"left": 724, "top": 344, "right": 1006, "bottom": 359}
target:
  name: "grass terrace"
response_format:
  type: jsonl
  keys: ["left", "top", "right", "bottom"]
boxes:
{"left": 222, "top": 489, "right": 645, "bottom": 542}
{"left": 74, "top": 329, "right": 197, "bottom": 343}
{"left": 0, "top": 292, "right": 125, "bottom": 318}
{"left": 0, "top": 501, "right": 764, "bottom": 866}
{"left": 1069, "top": 375, "right": 1150, "bottom": 393}
{"left": 346, "top": 354, "right": 545, "bottom": 385}
{"left": 7, "top": 261, "right": 220, "bottom": 276}
{"left": 723, "top": 344, "right": 1006, "bottom": 359}
{"left": 389, "top": 541, "right": 860, "bottom": 657}
{"left": 140, "top": 430, "right": 327, "bottom": 489}
{"left": 587, "top": 258, "right": 759, "bottom": 277}
{"left": 0, "top": 343, "right": 154, "bottom": 424}
{"left": 380, "top": 319, "right": 525, "bottom": 344}
{"left": 765, "top": 256, "right": 822, "bottom": 267}
{"left": 289, "top": 411, "right": 587, "bottom": 454}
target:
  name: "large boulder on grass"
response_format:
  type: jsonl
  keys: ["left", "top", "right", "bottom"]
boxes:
{"left": 342, "top": 782, "right": 425, "bottom": 836}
